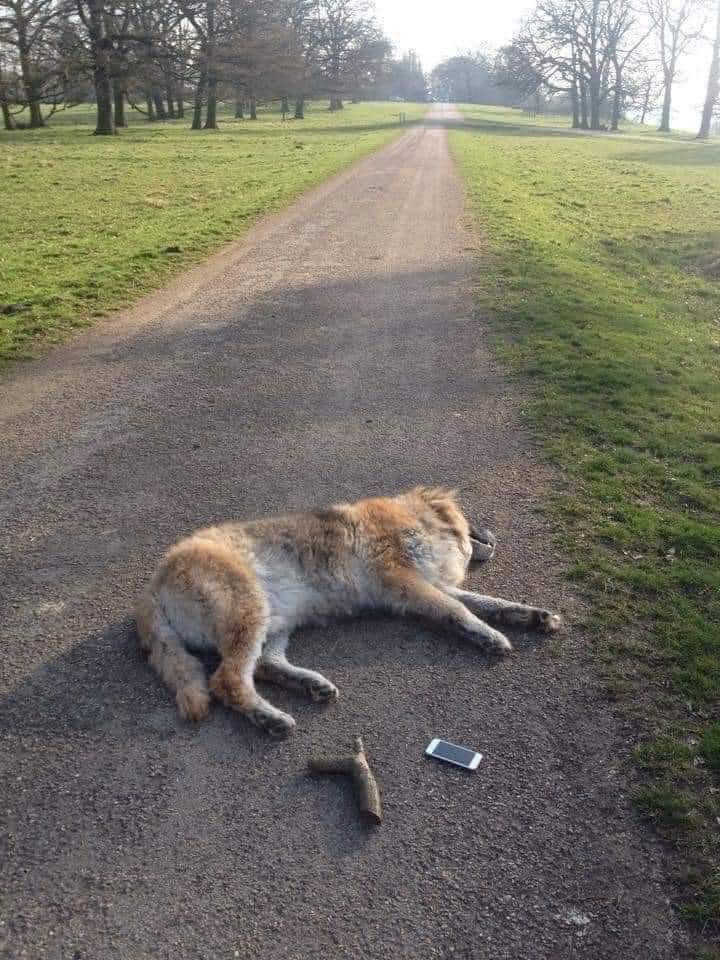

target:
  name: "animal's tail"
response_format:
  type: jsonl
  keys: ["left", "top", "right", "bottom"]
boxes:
{"left": 135, "top": 590, "right": 210, "bottom": 722}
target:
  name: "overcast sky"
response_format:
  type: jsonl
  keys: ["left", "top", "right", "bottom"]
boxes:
{"left": 374, "top": 0, "right": 711, "bottom": 131}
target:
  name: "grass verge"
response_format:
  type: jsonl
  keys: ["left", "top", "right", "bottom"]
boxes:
{"left": 0, "top": 100, "right": 424, "bottom": 365}
{"left": 451, "top": 105, "right": 720, "bottom": 953}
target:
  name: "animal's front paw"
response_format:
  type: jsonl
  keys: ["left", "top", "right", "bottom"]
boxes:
{"left": 537, "top": 610, "right": 562, "bottom": 633}
{"left": 250, "top": 706, "right": 296, "bottom": 738}
{"left": 305, "top": 676, "right": 340, "bottom": 703}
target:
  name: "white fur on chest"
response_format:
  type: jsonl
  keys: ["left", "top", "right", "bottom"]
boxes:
{"left": 254, "top": 554, "right": 370, "bottom": 635}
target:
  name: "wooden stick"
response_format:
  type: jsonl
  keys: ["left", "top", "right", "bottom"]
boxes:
{"left": 309, "top": 735, "right": 382, "bottom": 825}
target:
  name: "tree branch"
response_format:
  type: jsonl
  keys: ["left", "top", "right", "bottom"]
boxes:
{"left": 309, "top": 735, "right": 382, "bottom": 825}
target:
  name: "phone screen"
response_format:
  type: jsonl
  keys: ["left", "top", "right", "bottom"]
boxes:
{"left": 430, "top": 740, "right": 479, "bottom": 767}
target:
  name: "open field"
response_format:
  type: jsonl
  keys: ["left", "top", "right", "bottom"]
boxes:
{"left": 452, "top": 105, "right": 720, "bottom": 945}
{"left": 0, "top": 100, "right": 424, "bottom": 365}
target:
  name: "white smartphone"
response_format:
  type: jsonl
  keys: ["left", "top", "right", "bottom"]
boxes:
{"left": 425, "top": 738, "right": 483, "bottom": 771}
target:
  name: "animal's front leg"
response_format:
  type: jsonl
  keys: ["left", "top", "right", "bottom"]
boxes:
{"left": 380, "top": 569, "right": 512, "bottom": 654}
{"left": 256, "top": 634, "right": 339, "bottom": 702}
{"left": 446, "top": 587, "right": 562, "bottom": 633}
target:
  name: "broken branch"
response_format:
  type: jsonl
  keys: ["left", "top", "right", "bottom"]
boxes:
{"left": 309, "top": 735, "right": 382, "bottom": 825}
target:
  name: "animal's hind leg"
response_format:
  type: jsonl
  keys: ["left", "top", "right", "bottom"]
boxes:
{"left": 136, "top": 593, "right": 210, "bottom": 722}
{"left": 210, "top": 619, "right": 296, "bottom": 737}
{"left": 256, "top": 634, "right": 339, "bottom": 703}
{"left": 446, "top": 587, "right": 562, "bottom": 633}
{"left": 156, "top": 540, "right": 296, "bottom": 737}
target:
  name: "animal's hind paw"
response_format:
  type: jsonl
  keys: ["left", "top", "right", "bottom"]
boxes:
{"left": 176, "top": 686, "right": 210, "bottom": 722}
{"left": 250, "top": 707, "right": 296, "bottom": 738}
{"left": 538, "top": 610, "right": 562, "bottom": 633}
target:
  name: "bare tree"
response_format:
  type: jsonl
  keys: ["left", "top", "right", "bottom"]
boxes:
{"left": 176, "top": 0, "right": 217, "bottom": 127}
{"left": 647, "top": 0, "right": 705, "bottom": 131}
{"left": 123, "top": 0, "right": 185, "bottom": 124}
{"left": 283, "top": 0, "right": 314, "bottom": 116}
{"left": 0, "top": 53, "right": 18, "bottom": 126}
{"left": 0, "top": 0, "right": 61, "bottom": 125}
{"left": 498, "top": 0, "right": 598, "bottom": 127}
{"left": 501, "top": 0, "right": 662, "bottom": 129}
{"left": 627, "top": 60, "right": 662, "bottom": 122}
{"left": 311, "top": 0, "right": 388, "bottom": 109}
{"left": 697, "top": 0, "right": 720, "bottom": 136}
{"left": 605, "top": 0, "right": 653, "bottom": 130}
{"left": 0, "top": 0, "right": 392, "bottom": 132}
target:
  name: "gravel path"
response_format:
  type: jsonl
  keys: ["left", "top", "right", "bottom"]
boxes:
{"left": 0, "top": 105, "right": 686, "bottom": 960}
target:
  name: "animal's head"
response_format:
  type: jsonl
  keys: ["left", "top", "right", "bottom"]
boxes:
{"left": 402, "top": 486, "right": 496, "bottom": 563}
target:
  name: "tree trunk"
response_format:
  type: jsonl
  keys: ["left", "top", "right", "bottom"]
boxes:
{"left": 166, "top": 85, "right": 176, "bottom": 119}
{"left": 16, "top": 18, "right": 45, "bottom": 128}
{"left": 658, "top": 79, "right": 672, "bottom": 132}
{"left": 113, "top": 84, "right": 126, "bottom": 127}
{"left": 579, "top": 82, "right": 589, "bottom": 128}
{"left": 88, "top": 0, "right": 115, "bottom": 136}
{"left": 146, "top": 94, "right": 156, "bottom": 121}
{"left": 204, "top": 75, "right": 217, "bottom": 128}
{"left": 249, "top": 94, "right": 257, "bottom": 120}
{"left": 18, "top": 65, "right": 44, "bottom": 126}
{"left": 93, "top": 43, "right": 115, "bottom": 134}
{"left": 235, "top": 83, "right": 244, "bottom": 118}
{"left": 697, "top": 0, "right": 720, "bottom": 139}
{"left": 571, "top": 77, "right": 580, "bottom": 128}
{"left": 176, "top": 86, "right": 184, "bottom": 118}
{"left": 640, "top": 80, "right": 651, "bottom": 125}
{"left": 610, "top": 61, "right": 621, "bottom": 131}
{"left": 1, "top": 99, "right": 15, "bottom": 130}
{"left": 203, "top": 0, "right": 217, "bottom": 129}
{"left": 27, "top": 95, "right": 44, "bottom": 127}
{"left": 191, "top": 63, "right": 206, "bottom": 129}
{"left": 589, "top": 76, "right": 601, "bottom": 129}
{"left": 570, "top": 47, "right": 580, "bottom": 128}
{"left": 294, "top": 96, "right": 304, "bottom": 119}
{"left": 152, "top": 87, "right": 166, "bottom": 120}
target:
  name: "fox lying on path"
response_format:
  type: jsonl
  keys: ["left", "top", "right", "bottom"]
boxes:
{"left": 136, "top": 486, "right": 562, "bottom": 737}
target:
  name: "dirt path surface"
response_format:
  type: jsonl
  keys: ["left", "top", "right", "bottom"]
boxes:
{"left": 0, "top": 106, "right": 685, "bottom": 960}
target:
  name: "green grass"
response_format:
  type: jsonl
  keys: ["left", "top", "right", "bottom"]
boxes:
{"left": 451, "top": 104, "right": 720, "bottom": 949}
{"left": 0, "top": 100, "right": 424, "bottom": 363}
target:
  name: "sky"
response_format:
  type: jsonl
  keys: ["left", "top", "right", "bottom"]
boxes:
{"left": 374, "top": 0, "right": 712, "bottom": 131}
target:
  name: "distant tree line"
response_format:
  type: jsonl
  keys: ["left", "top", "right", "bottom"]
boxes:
{"left": 0, "top": 0, "right": 427, "bottom": 133}
{"left": 430, "top": 51, "right": 525, "bottom": 106}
